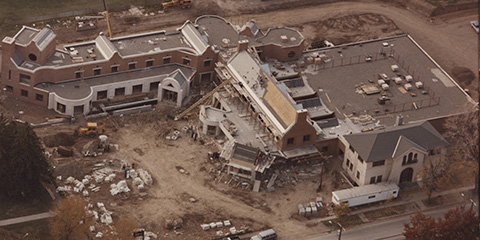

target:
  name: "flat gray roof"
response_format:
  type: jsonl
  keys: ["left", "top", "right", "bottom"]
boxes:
{"left": 14, "top": 27, "right": 39, "bottom": 45}
{"left": 111, "top": 31, "right": 193, "bottom": 56}
{"left": 254, "top": 27, "right": 303, "bottom": 47}
{"left": 302, "top": 35, "right": 474, "bottom": 126}
{"left": 196, "top": 15, "right": 241, "bottom": 49}
{"left": 36, "top": 64, "right": 195, "bottom": 100}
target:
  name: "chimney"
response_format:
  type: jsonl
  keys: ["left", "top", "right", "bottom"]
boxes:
{"left": 237, "top": 39, "right": 249, "bottom": 52}
{"left": 395, "top": 114, "right": 404, "bottom": 126}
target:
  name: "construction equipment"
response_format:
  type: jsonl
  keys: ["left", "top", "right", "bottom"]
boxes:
{"left": 78, "top": 122, "right": 106, "bottom": 137}
{"left": 162, "top": 0, "right": 192, "bottom": 12}
{"left": 103, "top": 0, "right": 113, "bottom": 38}
{"left": 174, "top": 77, "right": 232, "bottom": 121}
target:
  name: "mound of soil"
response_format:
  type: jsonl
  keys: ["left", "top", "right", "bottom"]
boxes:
{"left": 43, "top": 132, "right": 76, "bottom": 147}
{"left": 452, "top": 66, "right": 475, "bottom": 86}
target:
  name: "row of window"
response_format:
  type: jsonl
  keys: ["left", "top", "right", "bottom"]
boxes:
{"left": 402, "top": 152, "right": 418, "bottom": 166}
{"left": 74, "top": 58, "right": 212, "bottom": 79}
{"left": 5, "top": 85, "right": 43, "bottom": 101}
{"left": 370, "top": 175, "right": 383, "bottom": 184}
{"left": 286, "top": 134, "right": 311, "bottom": 145}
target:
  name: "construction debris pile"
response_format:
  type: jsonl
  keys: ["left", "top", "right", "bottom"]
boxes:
{"left": 298, "top": 197, "right": 325, "bottom": 218}
{"left": 200, "top": 219, "right": 248, "bottom": 237}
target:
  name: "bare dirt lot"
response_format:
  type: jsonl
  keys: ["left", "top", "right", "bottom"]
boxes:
{"left": 35, "top": 105, "right": 348, "bottom": 239}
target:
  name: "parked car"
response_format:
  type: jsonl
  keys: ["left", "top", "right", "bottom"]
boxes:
{"left": 470, "top": 21, "right": 479, "bottom": 33}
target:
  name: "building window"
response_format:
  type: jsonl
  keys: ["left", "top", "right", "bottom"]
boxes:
{"left": 57, "top": 103, "right": 66, "bottom": 113}
{"left": 19, "top": 74, "right": 31, "bottom": 85}
{"left": 402, "top": 153, "right": 418, "bottom": 166}
{"left": 146, "top": 59, "right": 154, "bottom": 67}
{"left": 303, "top": 134, "right": 310, "bottom": 142}
{"left": 6, "top": 85, "right": 13, "bottom": 93}
{"left": 204, "top": 59, "right": 211, "bottom": 67}
{"left": 97, "top": 90, "right": 107, "bottom": 100}
{"left": 150, "top": 81, "right": 160, "bottom": 91}
{"left": 349, "top": 145, "right": 355, "bottom": 152}
{"left": 370, "top": 177, "right": 376, "bottom": 184}
{"left": 115, "top": 87, "right": 125, "bottom": 96}
{"left": 21, "top": 89, "right": 28, "bottom": 97}
{"left": 376, "top": 175, "right": 382, "bottom": 183}
{"left": 75, "top": 71, "right": 83, "bottom": 79}
{"left": 8, "top": 70, "right": 11, "bottom": 80}
{"left": 93, "top": 68, "right": 101, "bottom": 75}
{"left": 287, "top": 137, "right": 294, "bottom": 145}
{"left": 356, "top": 171, "right": 360, "bottom": 179}
{"left": 36, "top": 94, "right": 43, "bottom": 101}
{"left": 132, "top": 84, "right": 143, "bottom": 94}
{"left": 288, "top": 51, "right": 296, "bottom": 58}
{"left": 322, "top": 146, "right": 328, "bottom": 152}
{"left": 183, "top": 57, "right": 191, "bottom": 66}
{"left": 349, "top": 163, "right": 353, "bottom": 171}
{"left": 28, "top": 53, "right": 37, "bottom": 61}
{"left": 111, "top": 65, "right": 119, "bottom": 73}
{"left": 129, "top": 62, "right": 136, "bottom": 70}
{"left": 163, "top": 57, "right": 171, "bottom": 64}
{"left": 372, "top": 160, "right": 385, "bottom": 167}
{"left": 368, "top": 195, "right": 376, "bottom": 199}
{"left": 346, "top": 159, "right": 351, "bottom": 167}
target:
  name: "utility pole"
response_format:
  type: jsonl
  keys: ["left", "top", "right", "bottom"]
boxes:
{"left": 103, "top": 0, "right": 113, "bottom": 38}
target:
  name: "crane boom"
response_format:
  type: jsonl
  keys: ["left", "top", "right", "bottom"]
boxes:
{"left": 103, "top": 0, "right": 113, "bottom": 38}
{"left": 174, "top": 77, "right": 232, "bottom": 121}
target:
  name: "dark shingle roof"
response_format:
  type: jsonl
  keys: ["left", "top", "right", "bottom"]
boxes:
{"left": 344, "top": 121, "right": 448, "bottom": 162}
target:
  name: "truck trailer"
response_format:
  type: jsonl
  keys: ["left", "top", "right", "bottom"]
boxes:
{"left": 332, "top": 183, "right": 399, "bottom": 207}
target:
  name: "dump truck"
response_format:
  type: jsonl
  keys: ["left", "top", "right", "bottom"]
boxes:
{"left": 78, "top": 122, "right": 106, "bottom": 137}
{"left": 162, "top": 0, "right": 192, "bottom": 12}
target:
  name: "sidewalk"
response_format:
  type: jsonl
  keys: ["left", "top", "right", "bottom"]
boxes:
{"left": 0, "top": 211, "right": 54, "bottom": 227}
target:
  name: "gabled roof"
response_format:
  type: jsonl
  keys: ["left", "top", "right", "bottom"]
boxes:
{"left": 344, "top": 121, "right": 448, "bottom": 162}
{"left": 95, "top": 33, "right": 117, "bottom": 59}
{"left": 167, "top": 69, "right": 188, "bottom": 87}
{"left": 179, "top": 21, "right": 209, "bottom": 54}
{"left": 32, "top": 27, "right": 55, "bottom": 50}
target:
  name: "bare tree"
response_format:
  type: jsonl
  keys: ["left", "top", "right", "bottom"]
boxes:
{"left": 443, "top": 108, "right": 479, "bottom": 192}
{"left": 420, "top": 155, "right": 448, "bottom": 203}
{"left": 49, "top": 195, "right": 90, "bottom": 240}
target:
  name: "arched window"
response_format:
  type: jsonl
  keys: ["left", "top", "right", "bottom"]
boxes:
{"left": 408, "top": 152, "right": 413, "bottom": 162}
{"left": 413, "top": 153, "right": 418, "bottom": 162}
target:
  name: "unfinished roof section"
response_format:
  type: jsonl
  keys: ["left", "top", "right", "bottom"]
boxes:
{"left": 344, "top": 121, "right": 449, "bottom": 162}
{"left": 231, "top": 143, "right": 259, "bottom": 167}
{"left": 168, "top": 69, "right": 189, "bottom": 88}
{"left": 228, "top": 50, "right": 300, "bottom": 133}
{"left": 179, "top": 21, "right": 209, "bottom": 54}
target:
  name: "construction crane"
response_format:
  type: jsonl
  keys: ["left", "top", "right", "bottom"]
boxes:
{"left": 103, "top": 0, "right": 113, "bottom": 38}
{"left": 174, "top": 77, "right": 232, "bottom": 121}
{"left": 162, "top": 0, "right": 192, "bottom": 12}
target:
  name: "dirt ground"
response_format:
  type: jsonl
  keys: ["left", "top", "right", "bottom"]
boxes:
{"left": 34, "top": 105, "right": 348, "bottom": 239}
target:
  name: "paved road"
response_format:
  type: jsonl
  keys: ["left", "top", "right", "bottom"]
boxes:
{"left": 308, "top": 204, "right": 462, "bottom": 240}
{"left": 0, "top": 212, "right": 54, "bottom": 227}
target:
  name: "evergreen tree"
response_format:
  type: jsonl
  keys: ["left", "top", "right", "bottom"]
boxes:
{"left": 0, "top": 115, "right": 53, "bottom": 198}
